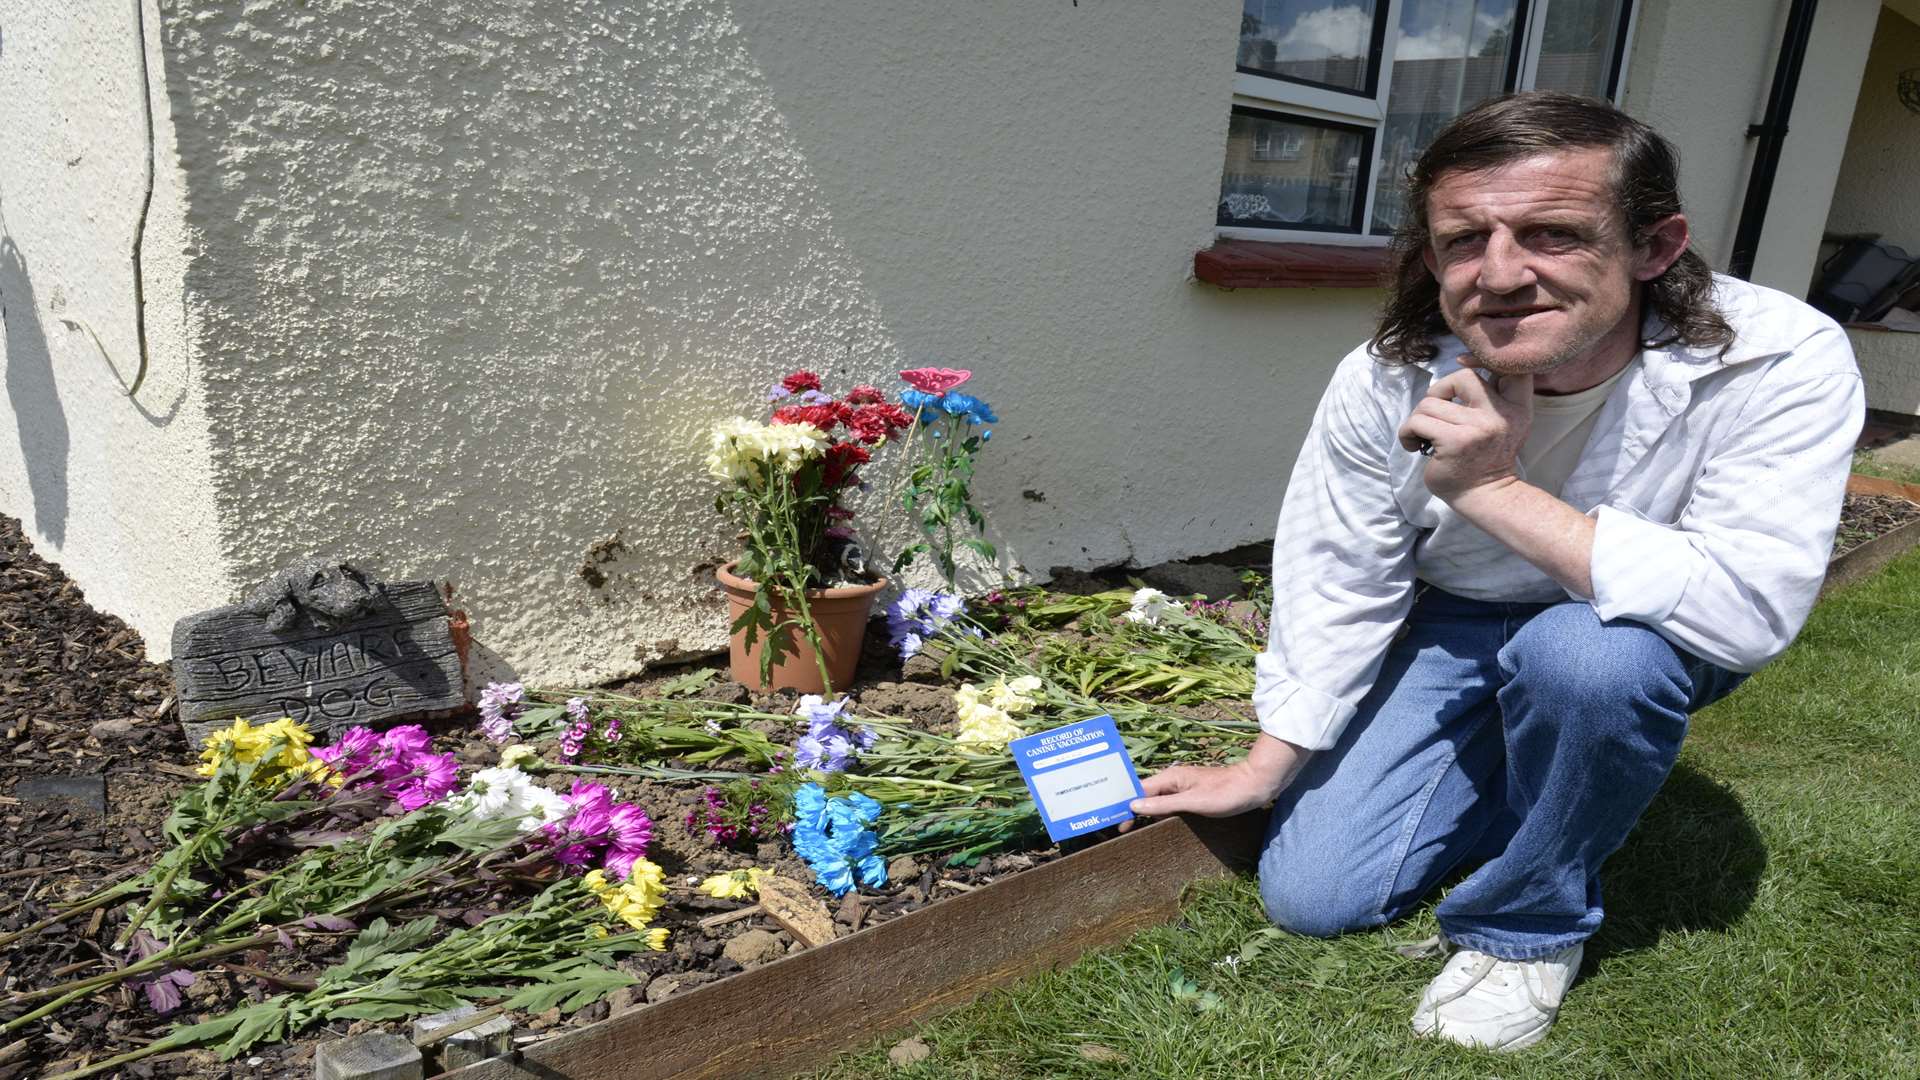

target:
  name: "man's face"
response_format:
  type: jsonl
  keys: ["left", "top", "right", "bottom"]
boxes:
{"left": 1421, "top": 148, "right": 1660, "bottom": 380}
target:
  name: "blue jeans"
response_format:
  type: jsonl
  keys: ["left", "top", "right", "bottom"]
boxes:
{"left": 1258, "top": 587, "right": 1745, "bottom": 960}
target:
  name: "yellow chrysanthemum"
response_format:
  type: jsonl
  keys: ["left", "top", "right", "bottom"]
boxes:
{"left": 698, "top": 868, "right": 768, "bottom": 900}
{"left": 584, "top": 860, "right": 669, "bottom": 933}
{"left": 645, "top": 927, "right": 670, "bottom": 951}
{"left": 196, "top": 717, "right": 319, "bottom": 781}
{"left": 499, "top": 744, "right": 540, "bottom": 771}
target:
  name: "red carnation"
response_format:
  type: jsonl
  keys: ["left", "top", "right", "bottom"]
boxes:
{"left": 822, "top": 442, "right": 871, "bottom": 487}
{"left": 847, "top": 402, "right": 914, "bottom": 445}
{"left": 781, "top": 370, "right": 823, "bottom": 394}
{"left": 770, "top": 404, "right": 842, "bottom": 431}
{"left": 845, "top": 384, "right": 885, "bottom": 405}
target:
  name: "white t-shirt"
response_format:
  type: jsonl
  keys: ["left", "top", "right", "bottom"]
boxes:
{"left": 1519, "top": 360, "right": 1636, "bottom": 497}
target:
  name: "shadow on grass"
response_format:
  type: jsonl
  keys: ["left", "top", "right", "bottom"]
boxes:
{"left": 1588, "top": 761, "right": 1766, "bottom": 960}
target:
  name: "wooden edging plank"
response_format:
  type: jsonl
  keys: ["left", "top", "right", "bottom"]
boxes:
{"left": 1844, "top": 472, "right": 1920, "bottom": 505}
{"left": 441, "top": 812, "right": 1264, "bottom": 1080}
{"left": 1826, "top": 473, "right": 1920, "bottom": 596}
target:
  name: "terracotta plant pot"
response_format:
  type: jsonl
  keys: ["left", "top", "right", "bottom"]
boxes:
{"left": 714, "top": 563, "right": 886, "bottom": 694}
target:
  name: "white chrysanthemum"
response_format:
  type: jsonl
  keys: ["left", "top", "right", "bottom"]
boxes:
{"left": 520, "top": 785, "right": 571, "bottom": 829}
{"left": 1124, "top": 587, "right": 1183, "bottom": 626}
{"left": 449, "top": 767, "right": 571, "bottom": 833}
{"left": 988, "top": 675, "right": 1043, "bottom": 715}
{"left": 953, "top": 682, "right": 1025, "bottom": 749}
{"left": 706, "top": 417, "right": 828, "bottom": 487}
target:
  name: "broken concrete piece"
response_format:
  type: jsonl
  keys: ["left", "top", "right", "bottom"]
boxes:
{"left": 314, "top": 1032, "right": 422, "bottom": 1080}
{"left": 755, "top": 874, "right": 837, "bottom": 949}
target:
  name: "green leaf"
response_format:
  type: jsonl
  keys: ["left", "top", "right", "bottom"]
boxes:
{"left": 214, "top": 999, "right": 291, "bottom": 1059}
{"left": 330, "top": 1000, "right": 427, "bottom": 1022}
{"left": 500, "top": 968, "right": 636, "bottom": 1015}
{"left": 325, "top": 916, "right": 439, "bottom": 985}
{"left": 429, "top": 813, "right": 524, "bottom": 854}
{"left": 657, "top": 668, "right": 720, "bottom": 697}
{"left": 961, "top": 538, "right": 996, "bottom": 562}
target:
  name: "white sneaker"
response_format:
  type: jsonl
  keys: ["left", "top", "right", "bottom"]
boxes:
{"left": 1410, "top": 942, "right": 1583, "bottom": 1051}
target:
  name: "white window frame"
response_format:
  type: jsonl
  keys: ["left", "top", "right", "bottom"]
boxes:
{"left": 1219, "top": 0, "right": 1638, "bottom": 247}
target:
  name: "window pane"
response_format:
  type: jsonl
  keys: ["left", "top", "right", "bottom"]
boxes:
{"left": 1532, "top": 0, "right": 1628, "bottom": 98}
{"left": 1219, "top": 112, "right": 1367, "bottom": 230}
{"left": 1369, "top": 0, "right": 1520, "bottom": 235}
{"left": 1239, "top": 1, "right": 1383, "bottom": 93}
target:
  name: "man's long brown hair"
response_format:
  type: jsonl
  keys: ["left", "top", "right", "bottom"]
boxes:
{"left": 1369, "top": 92, "right": 1734, "bottom": 365}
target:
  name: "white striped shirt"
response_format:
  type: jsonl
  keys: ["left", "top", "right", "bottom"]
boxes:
{"left": 1255, "top": 276, "right": 1865, "bottom": 751}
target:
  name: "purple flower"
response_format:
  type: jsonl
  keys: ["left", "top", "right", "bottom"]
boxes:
{"left": 383, "top": 751, "right": 458, "bottom": 811}
{"left": 379, "top": 725, "right": 433, "bottom": 759}
{"left": 478, "top": 682, "right": 526, "bottom": 743}
{"left": 790, "top": 695, "right": 871, "bottom": 774}
{"left": 604, "top": 800, "right": 653, "bottom": 880}
{"left": 127, "top": 931, "right": 195, "bottom": 1015}
{"left": 796, "top": 389, "right": 833, "bottom": 406}
{"left": 312, "top": 726, "right": 382, "bottom": 776}
{"left": 608, "top": 803, "right": 653, "bottom": 857}
{"left": 560, "top": 720, "right": 591, "bottom": 761}
{"left": 766, "top": 383, "right": 794, "bottom": 402}
{"left": 565, "top": 697, "right": 590, "bottom": 724}
{"left": 885, "top": 590, "right": 972, "bottom": 660}
{"left": 603, "top": 717, "right": 624, "bottom": 744}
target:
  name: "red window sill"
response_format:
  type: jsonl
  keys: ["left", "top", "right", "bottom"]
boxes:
{"left": 1193, "top": 239, "right": 1392, "bottom": 289}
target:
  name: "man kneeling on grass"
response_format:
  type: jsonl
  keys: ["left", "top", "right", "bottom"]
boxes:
{"left": 1132, "top": 92, "right": 1862, "bottom": 1051}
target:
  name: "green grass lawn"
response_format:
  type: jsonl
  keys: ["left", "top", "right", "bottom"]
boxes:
{"left": 808, "top": 550, "right": 1920, "bottom": 1079}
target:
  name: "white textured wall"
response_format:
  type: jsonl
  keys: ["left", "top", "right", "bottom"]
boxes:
{"left": 9, "top": 0, "right": 1883, "bottom": 682}
{"left": 0, "top": 0, "right": 233, "bottom": 653}
{"left": 1824, "top": 6, "right": 1920, "bottom": 252}
{"left": 154, "top": 0, "right": 1362, "bottom": 684}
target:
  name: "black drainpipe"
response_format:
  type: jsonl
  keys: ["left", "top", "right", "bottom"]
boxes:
{"left": 1728, "top": 0, "right": 1821, "bottom": 281}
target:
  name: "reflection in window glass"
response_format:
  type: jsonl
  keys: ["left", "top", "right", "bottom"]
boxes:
{"left": 1239, "top": 0, "right": 1382, "bottom": 93}
{"left": 1219, "top": 112, "right": 1367, "bottom": 230}
{"left": 1533, "top": 0, "right": 1627, "bottom": 98}
{"left": 1369, "top": 0, "right": 1519, "bottom": 235}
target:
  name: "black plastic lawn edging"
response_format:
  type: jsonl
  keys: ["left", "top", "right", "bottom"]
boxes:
{"left": 437, "top": 812, "right": 1264, "bottom": 1080}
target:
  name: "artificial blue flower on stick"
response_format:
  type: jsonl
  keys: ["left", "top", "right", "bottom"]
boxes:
{"left": 894, "top": 368, "right": 998, "bottom": 589}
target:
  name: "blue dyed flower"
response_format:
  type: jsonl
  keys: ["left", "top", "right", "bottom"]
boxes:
{"left": 898, "top": 388, "right": 943, "bottom": 414}
{"left": 796, "top": 389, "right": 834, "bottom": 406}
{"left": 766, "top": 383, "right": 794, "bottom": 402}
{"left": 938, "top": 392, "right": 998, "bottom": 425}
{"left": 789, "top": 783, "right": 889, "bottom": 897}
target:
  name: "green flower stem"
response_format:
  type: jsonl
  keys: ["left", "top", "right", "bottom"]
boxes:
{"left": 0, "top": 881, "right": 137, "bottom": 951}
{"left": 1, "top": 930, "right": 280, "bottom": 1031}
